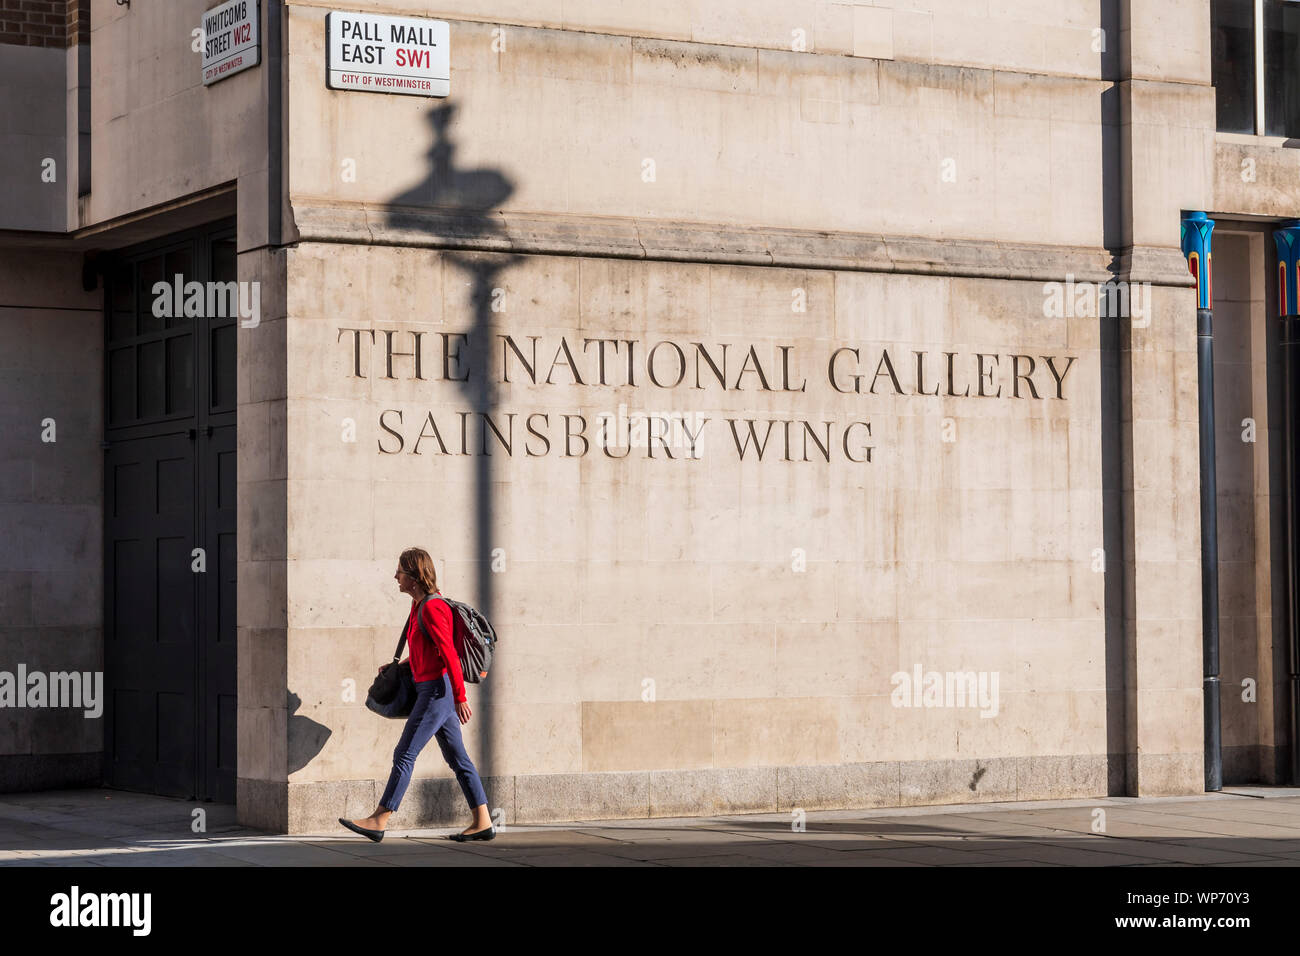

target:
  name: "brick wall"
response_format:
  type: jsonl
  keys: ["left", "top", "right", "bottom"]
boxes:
{"left": 68, "top": 0, "right": 88, "bottom": 45}
{"left": 0, "top": 0, "right": 88, "bottom": 48}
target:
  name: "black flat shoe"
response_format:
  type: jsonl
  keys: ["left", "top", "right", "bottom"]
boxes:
{"left": 339, "top": 818, "right": 385, "bottom": 842}
{"left": 448, "top": 827, "right": 496, "bottom": 842}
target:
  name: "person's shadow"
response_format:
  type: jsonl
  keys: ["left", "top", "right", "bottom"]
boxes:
{"left": 287, "top": 691, "right": 332, "bottom": 774}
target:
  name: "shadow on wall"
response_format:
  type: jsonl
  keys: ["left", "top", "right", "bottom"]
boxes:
{"left": 287, "top": 104, "right": 518, "bottom": 785}
{"left": 385, "top": 103, "right": 518, "bottom": 783}
{"left": 287, "top": 692, "right": 331, "bottom": 775}
{"left": 1097, "top": 0, "right": 1128, "bottom": 796}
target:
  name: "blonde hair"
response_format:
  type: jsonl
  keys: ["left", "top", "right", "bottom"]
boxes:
{"left": 398, "top": 547, "right": 438, "bottom": 594}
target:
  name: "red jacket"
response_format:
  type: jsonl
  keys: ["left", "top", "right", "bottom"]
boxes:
{"left": 405, "top": 593, "right": 467, "bottom": 703}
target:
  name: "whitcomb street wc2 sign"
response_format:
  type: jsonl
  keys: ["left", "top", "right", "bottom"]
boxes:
{"left": 326, "top": 11, "right": 450, "bottom": 96}
{"left": 201, "top": 0, "right": 260, "bottom": 85}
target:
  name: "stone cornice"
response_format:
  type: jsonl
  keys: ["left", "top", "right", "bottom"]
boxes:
{"left": 1114, "top": 245, "right": 1197, "bottom": 287}
{"left": 289, "top": 199, "right": 1195, "bottom": 288}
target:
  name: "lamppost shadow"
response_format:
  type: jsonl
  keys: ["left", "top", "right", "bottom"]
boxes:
{"left": 378, "top": 101, "right": 521, "bottom": 806}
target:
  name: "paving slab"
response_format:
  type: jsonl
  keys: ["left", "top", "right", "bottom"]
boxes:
{"left": 889, "top": 813, "right": 1079, "bottom": 836}
{"left": 652, "top": 854, "right": 791, "bottom": 866}
{"left": 1153, "top": 836, "right": 1300, "bottom": 854}
{"left": 1110, "top": 816, "right": 1296, "bottom": 838}
{"left": 1213, "top": 859, "right": 1298, "bottom": 866}
{"left": 554, "top": 825, "right": 774, "bottom": 848}
{"left": 1142, "top": 807, "right": 1300, "bottom": 829}
{"left": 981, "top": 843, "right": 1167, "bottom": 867}
{"left": 952, "top": 860, "right": 1066, "bottom": 866}
{"left": 491, "top": 851, "right": 666, "bottom": 867}
{"left": 71, "top": 852, "right": 250, "bottom": 868}
{"left": 576, "top": 840, "right": 788, "bottom": 862}
{"left": 402, "top": 829, "right": 629, "bottom": 857}
{"left": 844, "top": 844, "right": 1009, "bottom": 865}
{"left": 300, "top": 837, "right": 468, "bottom": 858}
{"left": 803, "top": 854, "right": 935, "bottom": 867}
{"left": 717, "top": 840, "right": 903, "bottom": 865}
{"left": 380, "top": 851, "right": 528, "bottom": 867}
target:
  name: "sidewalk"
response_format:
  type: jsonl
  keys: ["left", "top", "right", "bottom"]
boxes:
{"left": 2, "top": 787, "right": 1300, "bottom": 866}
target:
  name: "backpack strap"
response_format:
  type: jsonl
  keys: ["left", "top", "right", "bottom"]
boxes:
{"left": 394, "top": 593, "right": 442, "bottom": 660}
{"left": 413, "top": 592, "right": 447, "bottom": 645}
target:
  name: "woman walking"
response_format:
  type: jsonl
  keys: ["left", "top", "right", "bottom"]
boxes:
{"left": 339, "top": 547, "right": 495, "bottom": 842}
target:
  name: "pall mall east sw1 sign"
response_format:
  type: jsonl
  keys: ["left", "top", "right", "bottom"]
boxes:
{"left": 326, "top": 11, "right": 450, "bottom": 97}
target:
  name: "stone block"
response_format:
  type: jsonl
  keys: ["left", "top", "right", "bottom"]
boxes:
{"left": 852, "top": 5, "right": 894, "bottom": 60}
{"left": 581, "top": 700, "right": 713, "bottom": 771}
{"left": 515, "top": 770, "right": 650, "bottom": 822}
{"left": 237, "top": 776, "right": 288, "bottom": 832}
{"left": 712, "top": 696, "right": 840, "bottom": 766}
{"left": 899, "top": 756, "right": 1017, "bottom": 806}
{"left": 1014, "top": 752, "right": 1108, "bottom": 799}
{"left": 649, "top": 766, "right": 778, "bottom": 816}
{"left": 777, "top": 761, "right": 899, "bottom": 810}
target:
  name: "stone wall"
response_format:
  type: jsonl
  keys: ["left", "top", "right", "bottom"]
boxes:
{"left": 257, "top": 239, "right": 1149, "bottom": 831}
{"left": 235, "top": 0, "right": 1227, "bottom": 831}
{"left": 0, "top": 42, "right": 66, "bottom": 231}
{"left": 0, "top": 250, "right": 104, "bottom": 791}
{"left": 84, "top": 0, "right": 271, "bottom": 242}
{"left": 286, "top": 10, "right": 1121, "bottom": 250}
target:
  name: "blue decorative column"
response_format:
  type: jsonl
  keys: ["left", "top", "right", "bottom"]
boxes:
{"left": 1181, "top": 211, "right": 1221, "bottom": 792}
{"left": 1274, "top": 221, "right": 1300, "bottom": 785}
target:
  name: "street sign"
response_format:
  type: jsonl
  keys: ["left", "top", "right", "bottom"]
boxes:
{"left": 202, "top": 0, "right": 260, "bottom": 86}
{"left": 326, "top": 11, "right": 450, "bottom": 97}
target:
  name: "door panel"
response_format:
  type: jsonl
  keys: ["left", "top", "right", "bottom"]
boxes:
{"left": 105, "top": 432, "right": 196, "bottom": 798}
{"left": 201, "top": 422, "right": 237, "bottom": 803}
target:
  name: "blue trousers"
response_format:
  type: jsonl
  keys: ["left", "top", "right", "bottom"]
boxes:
{"left": 379, "top": 674, "right": 488, "bottom": 813}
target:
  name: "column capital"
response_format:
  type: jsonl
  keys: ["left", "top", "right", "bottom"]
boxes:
{"left": 1273, "top": 221, "right": 1300, "bottom": 318}
{"left": 1180, "top": 212, "right": 1215, "bottom": 311}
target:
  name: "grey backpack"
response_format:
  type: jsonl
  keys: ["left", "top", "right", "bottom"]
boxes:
{"left": 416, "top": 593, "right": 498, "bottom": 683}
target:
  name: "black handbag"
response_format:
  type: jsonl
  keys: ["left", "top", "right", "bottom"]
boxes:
{"left": 366, "top": 627, "right": 417, "bottom": 719}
